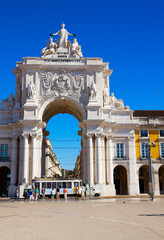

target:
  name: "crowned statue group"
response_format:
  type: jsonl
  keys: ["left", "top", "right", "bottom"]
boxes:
{"left": 41, "top": 24, "right": 83, "bottom": 58}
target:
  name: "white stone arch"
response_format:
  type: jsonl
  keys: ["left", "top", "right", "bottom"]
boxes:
{"left": 38, "top": 96, "right": 86, "bottom": 123}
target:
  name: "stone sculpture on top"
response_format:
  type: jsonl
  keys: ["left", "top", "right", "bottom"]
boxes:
{"left": 41, "top": 24, "right": 83, "bottom": 58}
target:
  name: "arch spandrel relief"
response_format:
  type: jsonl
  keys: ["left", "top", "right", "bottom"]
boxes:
{"left": 38, "top": 69, "right": 85, "bottom": 105}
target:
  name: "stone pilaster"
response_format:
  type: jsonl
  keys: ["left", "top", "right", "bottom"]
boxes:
{"left": 87, "top": 133, "right": 94, "bottom": 185}
{"left": 100, "top": 134, "right": 106, "bottom": 184}
{"left": 128, "top": 136, "right": 139, "bottom": 195}
{"left": 22, "top": 133, "right": 29, "bottom": 185}
{"left": 31, "top": 133, "right": 37, "bottom": 181}
{"left": 153, "top": 170, "right": 160, "bottom": 195}
{"left": 10, "top": 136, "right": 18, "bottom": 186}
{"left": 106, "top": 135, "right": 115, "bottom": 194}
{"left": 95, "top": 133, "right": 102, "bottom": 184}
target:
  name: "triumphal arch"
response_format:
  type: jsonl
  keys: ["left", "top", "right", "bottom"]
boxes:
{"left": 0, "top": 24, "right": 141, "bottom": 197}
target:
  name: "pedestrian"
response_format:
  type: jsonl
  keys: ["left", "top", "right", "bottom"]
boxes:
{"left": 14, "top": 188, "right": 19, "bottom": 201}
{"left": 35, "top": 188, "right": 39, "bottom": 201}
{"left": 51, "top": 188, "right": 55, "bottom": 201}
{"left": 81, "top": 187, "right": 85, "bottom": 200}
{"left": 63, "top": 188, "right": 68, "bottom": 201}
{"left": 23, "top": 188, "right": 28, "bottom": 201}
{"left": 56, "top": 187, "right": 60, "bottom": 200}
{"left": 75, "top": 187, "right": 79, "bottom": 200}
{"left": 29, "top": 189, "right": 33, "bottom": 201}
{"left": 42, "top": 187, "right": 46, "bottom": 200}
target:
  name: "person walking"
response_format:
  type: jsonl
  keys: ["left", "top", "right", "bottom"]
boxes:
{"left": 63, "top": 188, "right": 68, "bottom": 201}
{"left": 29, "top": 189, "right": 33, "bottom": 201}
{"left": 51, "top": 188, "right": 55, "bottom": 201}
{"left": 56, "top": 187, "right": 60, "bottom": 200}
{"left": 35, "top": 188, "right": 39, "bottom": 201}
{"left": 14, "top": 188, "right": 19, "bottom": 202}
{"left": 23, "top": 188, "right": 28, "bottom": 201}
{"left": 75, "top": 187, "right": 79, "bottom": 200}
{"left": 42, "top": 187, "right": 46, "bottom": 200}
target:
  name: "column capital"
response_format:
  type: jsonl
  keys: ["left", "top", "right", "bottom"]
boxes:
{"left": 12, "top": 136, "right": 18, "bottom": 140}
{"left": 95, "top": 133, "right": 102, "bottom": 138}
{"left": 86, "top": 132, "right": 94, "bottom": 138}
{"left": 106, "top": 134, "right": 112, "bottom": 140}
{"left": 22, "top": 133, "right": 29, "bottom": 138}
{"left": 30, "top": 133, "right": 37, "bottom": 138}
{"left": 128, "top": 136, "right": 135, "bottom": 142}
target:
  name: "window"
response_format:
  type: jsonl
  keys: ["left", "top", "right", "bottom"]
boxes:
{"left": 140, "top": 130, "right": 148, "bottom": 137}
{"left": 62, "top": 182, "right": 66, "bottom": 188}
{"left": 160, "top": 130, "right": 164, "bottom": 137}
{"left": 74, "top": 182, "right": 79, "bottom": 187}
{"left": 57, "top": 182, "right": 61, "bottom": 188}
{"left": 47, "top": 182, "right": 51, "bottom": 188}
{"left": 116, "top": 143, "right": 124, "bottom": 159}
{"left": 141, "top": 142, "right": 148, "bottom": 159}
{"left": 52, "top": 182, "right": 56, "bottom": 189}
{"left": 0, "top": 144, "right": 8, "bottom": 158}
{"left": 161, "top": 143, "right": 164, "bottom": 158}
{"left": 66, "top": 182, "right": 72, "bottom": 188}
{"left": 42, "top": 182, "right": 46, "bottom": 188}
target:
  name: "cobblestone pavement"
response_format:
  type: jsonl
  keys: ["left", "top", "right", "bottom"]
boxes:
{"left": 0, "top": 198, "right": 164, "bottom": 240}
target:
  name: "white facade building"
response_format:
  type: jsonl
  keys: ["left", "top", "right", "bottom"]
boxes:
{"left": 0, "top": 24, "right": 163, "bottom": 197}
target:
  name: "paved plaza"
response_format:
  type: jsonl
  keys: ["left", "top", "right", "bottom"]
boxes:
{"left": 0, "top": 197, "right": 164, "bottom": 240}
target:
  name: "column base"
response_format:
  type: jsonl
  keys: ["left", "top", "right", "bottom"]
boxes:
{"left": 92, "top": 184, "right": 116, "bottom": 196}
{"left": 129, "top": 183, "right": 140, "bottom": 195}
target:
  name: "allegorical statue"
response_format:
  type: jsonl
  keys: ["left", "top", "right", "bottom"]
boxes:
{"left": 50, "top": 23, "right": 76, "bottom": 48}
{"left": 0, "top": 93, "right": 15, "bottom": 110}
{"left": 71, "top": 38, "right": 83, "bottom": 58}
{"left": 41, "top": 37, "right": 57, "bottom": 57}
{"left": 27, "top": 81, "right": 36, "bottom": 99}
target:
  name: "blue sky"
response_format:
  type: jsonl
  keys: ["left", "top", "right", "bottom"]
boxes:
{"left": 0, "top": 0, "right": 164, "bottom": 169}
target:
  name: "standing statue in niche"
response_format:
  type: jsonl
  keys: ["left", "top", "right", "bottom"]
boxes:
{"left": 27, "top": 81, "right": 36, "bottom": 99}
{"left": 50, "top": 23, "right": 76, "bottom": 48}
{"left": 89, "top": 80, "right": 97, "bottom": 100}
{"left": 103, "top": 87, "right": 109, "bottom": 104}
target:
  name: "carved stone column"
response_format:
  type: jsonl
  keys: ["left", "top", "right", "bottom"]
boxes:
{"left": 95, "top": 133, "right": 102, "bottom": 184}
{"left": 87, "top": 133, "right": 94, "bottom": 185}
{"left": 128, "top": 136, "right": 139, "bottom": 195}
{"left": 22, "top": 134, "right": 29, "bottom": 185}
{"left": 31, "top": 133, "right": 37, "bottom": 181}
{"left": 10, "top": 136, "right": 18, "bottom": 186}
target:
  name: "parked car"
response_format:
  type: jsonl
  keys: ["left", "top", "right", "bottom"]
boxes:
{"left": 85, "top": 187, "right": 101, "bottom": 197}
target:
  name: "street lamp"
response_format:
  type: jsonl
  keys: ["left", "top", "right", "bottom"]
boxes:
{"left": 147, "top": 138, "right": 156, "bottom": 201}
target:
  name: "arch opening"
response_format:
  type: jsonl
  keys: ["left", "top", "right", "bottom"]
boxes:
{"left": 159, "top": 165, "right": 164, "bottom": 195}
{"left": 139, "top": 165, "right": 149, "bottom": 194}
{"left": 0, "top": 167, "right": 11, "bottom": 197}
{"left": 114, "top": 165, "right": 127, "bottom": 195}
{"left": 42, "top": 98, "right": 85, "bottom": 123}
{"left": 41, "top": 98, "right": 84, "bottom": 179}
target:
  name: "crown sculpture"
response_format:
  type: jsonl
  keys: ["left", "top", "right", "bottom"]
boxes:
{"left": 41, "top": 24, "right": 83, "bottom": 58}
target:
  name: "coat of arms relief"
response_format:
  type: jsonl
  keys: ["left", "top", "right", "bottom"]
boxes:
{"left": 38, "top": 69, "right": 84, "bottom": 105}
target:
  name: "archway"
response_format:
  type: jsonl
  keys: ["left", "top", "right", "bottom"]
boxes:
{"left": 40, "top": 98, "right": 85, "bottom": 179}
{"left": 114, "top": 165, "right": 127, "bottom": 195}
{"left": 0, "top": 167, "right": 11, "bottom": 196}
{"left": 159, "top": 165, "right": 164, "bottom": 194}
{"left": 139, "top": 165, "right": 149, "bottom": 194}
